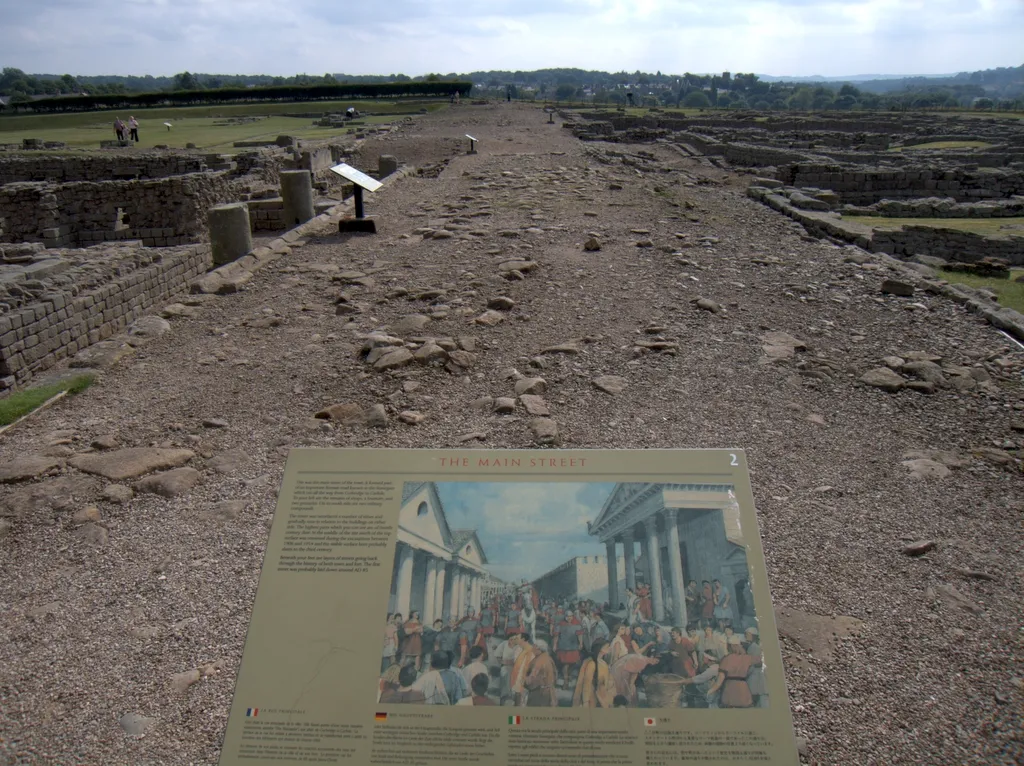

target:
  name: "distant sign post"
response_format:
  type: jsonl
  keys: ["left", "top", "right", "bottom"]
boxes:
{"left": 465, "top": 134, "right": 477, "bottom": 154}
{"left": 544, "top": 107, "right": 555, "bottom": 124}
{"left": 163, "top": 122, "right": 172, "bottom": 131}
{"left": 330, "top": 162, "right": 382, "bottom": 234}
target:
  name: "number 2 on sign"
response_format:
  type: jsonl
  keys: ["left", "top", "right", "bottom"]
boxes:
{"left": 729, "top": 453, "right": 739, "bottom": 466}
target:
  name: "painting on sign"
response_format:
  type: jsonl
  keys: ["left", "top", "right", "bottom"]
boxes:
{"left": 377, "top": 481, "right": 767, "bottom": 710}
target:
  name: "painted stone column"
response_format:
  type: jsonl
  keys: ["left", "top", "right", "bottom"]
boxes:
{"left": 644, "top": 519, "right": 665, "bottom": 622}
{"left": 423, "top": 554, "right": 437, "bottom": 624}
{"left": 279, "top": 169, "right": 315, "bottom": 226}
{"left": 663, "top": 510, "right": 687, "bottom": 627}
{"left": 395, "top": 543, "right": 415, "bottom": 619}
{"left": 622, "top": 532, "right": 637, "bottom": 592}
{"left": 434, "top": 561, "right": 448, "bottom": 621}
{"left": 605, "top": 541, "right": 619, "bottom": 609}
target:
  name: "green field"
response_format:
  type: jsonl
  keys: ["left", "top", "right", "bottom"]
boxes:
{"left": 889, "top": 140, "right": 994, "bottom": 152}
{"left": 0, "top": 99, "right": 446, "bottom": 151}
{"left": 843, "top": 216, "right": 1024, "bottom": 238}
{"left": 0, "top": 372, "right": 95, "bottom": 426}
{"left": 940, "top": 268, "right": 1024, "bottom": 313}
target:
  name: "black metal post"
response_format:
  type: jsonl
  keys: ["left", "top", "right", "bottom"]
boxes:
{"left": 354, "top": 186, "right": 365, "bottom": 219}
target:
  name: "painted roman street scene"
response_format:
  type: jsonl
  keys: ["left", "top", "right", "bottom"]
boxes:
{"left": 377, "top": 481, "right": 767, "bottom": 710}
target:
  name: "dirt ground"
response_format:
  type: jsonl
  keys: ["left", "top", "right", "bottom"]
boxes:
{"left": 0, "top": 103, "right": 1022, "bottom": 765}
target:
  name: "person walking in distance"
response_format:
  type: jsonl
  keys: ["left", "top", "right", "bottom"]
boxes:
{"left": 128, "top": 116, "right": 139, "bottom": 143}
{"left": 113, "top": 117, "right": 124, "bottom": 142}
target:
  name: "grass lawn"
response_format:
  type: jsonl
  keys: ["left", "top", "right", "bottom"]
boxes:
{"left": 939, "top": 268, "right": 1024, "bottom": 314}
{"left": 0, "top": 372, "right": 95, "bottom": 426}
{"left": 0, "top": 112, "right": 406, "bottom": 152}
{"left": 889, "top": 140, "right": 994, "bottom": 152}
{"left": 843, "top": 216, "right": 1024, "bottom": 238}
{"left": 0, "top": 99, "right": 445, "bottom": 132}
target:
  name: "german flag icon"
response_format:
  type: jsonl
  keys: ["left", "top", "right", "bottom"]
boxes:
{"left": 375, "top": 712, "right": 388, "bottom": 722}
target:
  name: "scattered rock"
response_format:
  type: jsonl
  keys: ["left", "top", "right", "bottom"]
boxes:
{"left": 73, "top": 522, "right": 109, "bottom": 546}
{"left": 365, "top": 404, "right": 389, "bottom": 428}
{"left": 497, "top": 260, "right": 538, "bottom": 274}
{"left": 0, "top": 456, "right": 62, "bottom": 484}
{"left": 72, "top": 506, "right": 101, "bottom": 525}
{"left": 592, "top": 375, "right": 627, "bottom": 394}
{"left": 470, "top": 397, "right": 495, "bottom": 412}
{"left": 315, "top": 403, "right": 365, "bottom": 424}
{"left": 694, "top": 298, "right": 723, "bottom": 314}
{"left": 128, "top": 316, "right": 172, "bottom": 338}
{"left": 69, "top": 448, "right": 194, "bottom": 481}
{"left": 881, "top": 278, "right": 914, "bottom": 297}
{"left": 135, "top": 467, "right": 201, "bottom": 498}
{"left": 902, "top": 360, "right": 946, "bottom": 386}
{"left": 208, "top": 450, "right": 247, "bottom": 476}
{"left": 91, "top": 435, "right": 119, "bottom": 450}
{"left": 205, "top": 500, "right": 246, "bottom": 522}
{"left": 447, "top": 350, "right": 477, "bottom": 369}
{"left": 202, "top": 418, "right": 229, "bottom": 429}
{"left": 530, "top": 418, "right": 559, "bottom": 445}
{"left": 119, "top": 712, "right": 156, "bottom": 737}
{"left": 414, "top": 342, "right": 449, "bottom": 364}
{"left": 514, "top": 377, "right": 547, "bottom": 395}
{"left": 902, "top": 458, "right": 950, "bottom": 480}
{"left": 399, "top": 411, "right": 426, "bottom": 425}
{"left": 972, "top": 447, "right": 1016, "bottom": 467}
{"left": 859, "top": 367, "right": 905, "bottom": 392}
{"left": 475, "top": 310, "right": 505, "bottom": 327}
{"left": 487, "top": 296, "right": 515, "bottom": 310}
{"left": 373, "top": 347, "right": 415, "bottom": 371}
{"left": 902, "top": 540, "right": 937, "bottom": 556}
{"left": 932, "top": 583, "right": 983, "bottom": 614}
{"left": 493, "top": 397, "right": 516, "bottom": 414}
{"left": 458, "top": 432, "right": 487, "bottom": 443}
{"left": 541, "top": 341, "right": 580, "bottom": 355}
{"left": 0, "top": 519, "right": 13, "bottom": 539}
{"left": 760, "top": 332, "right": 806, "bottom": 361}
{"left": 392, "top": 314, "right": 431, "bottom": 335}
{"left": 169, "top": 669, "right": 201, "bottom": 695}
{"left": 584, "top": 237, "right": 601, "bottom": 252}
{"left": 519, "top": 395, "right": 550, "bottom": 416}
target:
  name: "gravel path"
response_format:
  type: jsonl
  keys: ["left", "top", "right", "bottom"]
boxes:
{"left": 1, "top": 103, "right": 1021, "bottom": 765}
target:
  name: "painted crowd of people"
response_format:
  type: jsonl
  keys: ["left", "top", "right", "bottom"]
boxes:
{"left": 378, "top": 580, "right": 766, "bottom": 709}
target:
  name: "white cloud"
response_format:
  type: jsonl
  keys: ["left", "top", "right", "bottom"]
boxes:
{"left": 0, "top": 0, "right": 1019, "bottom": 77}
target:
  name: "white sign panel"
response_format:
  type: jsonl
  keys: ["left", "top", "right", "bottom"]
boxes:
{"left": 465, "top": 134, "right": 477, "bottom": 141}
{"left": 329, "top": 163, "right": 383, "bottom": 193}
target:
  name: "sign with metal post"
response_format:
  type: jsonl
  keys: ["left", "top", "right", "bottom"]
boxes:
{"left": 465, "top": 134, "right": 477, "bottom": 154}
{"left": 330, "top": 162, "right": 382, "bottom": 234}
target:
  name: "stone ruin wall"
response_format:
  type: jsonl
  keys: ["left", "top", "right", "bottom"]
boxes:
{"left": 0, "top": 153, "right": 209, "bottom": 184}
{"left": 0, "top": 171, "right": 244, "bottom": 248}
{"left": 871, "top": 225, "right": 1024, "bottom": 266}
{"left": 0, "top": 242, "right": 211, "bottom": 389}
{"left": 775, "top": 164, "right": 1024, "bottom": 204}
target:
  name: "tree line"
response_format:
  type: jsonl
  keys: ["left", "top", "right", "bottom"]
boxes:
{"left": 0, "top": 80, "right": 473, "bottom": 114}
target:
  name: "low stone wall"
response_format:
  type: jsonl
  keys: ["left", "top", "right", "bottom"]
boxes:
{"left": 776, "top": 163, "right": 1024, "bottom": 204}
{"left": 248, "top": 198, "right": 286, "bottom": 231}
{"left": 296, "top": 146, "right": 334, "bottom": 175}
{"left": 748, "top": 184, "right": 1024, "bottom": 266}
{"left": 0, "top": 153, "right": 208, "bottom": 184}
{"left": 842, "top": 196, "right": 1024, "bottom": 218}
{"left": 0, "top": 172, "right": 242, "bottom": 247}
{"left": 872, "top": 225, "right": 1024, "bottom": 265}
{"left": 0, "top": 242, "right": 211, "bottom": 389}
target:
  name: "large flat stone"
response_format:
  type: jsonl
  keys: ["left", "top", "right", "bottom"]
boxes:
{"left": 135, "top": 467, "right": 201, "bottom": 498}
{"left": 69, "top": 448, "right": 195, "bottom": 481}
{"left": 0, "top": 456, "right": 62, "bottom": 484}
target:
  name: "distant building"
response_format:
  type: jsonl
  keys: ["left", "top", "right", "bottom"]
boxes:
{"left": 589, "top": 483, "right": 749, "bottom": 627}
{"left": 532, "top": 554, "right": 626, "bottom": 606}
{"left": 389, "top": 482, "right": 489, "bottom": 623}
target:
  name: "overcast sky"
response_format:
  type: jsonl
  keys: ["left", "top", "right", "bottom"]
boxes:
{"left": 3, "top": 0, "right": 1021, "bottom": 78}
{"left": 436, "top": 482, "right": 615, "bottom": 584}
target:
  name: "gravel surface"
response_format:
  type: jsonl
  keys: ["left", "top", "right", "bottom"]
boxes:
{"left": 1, "top": 103, "right": 1022, "bottom": 765}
